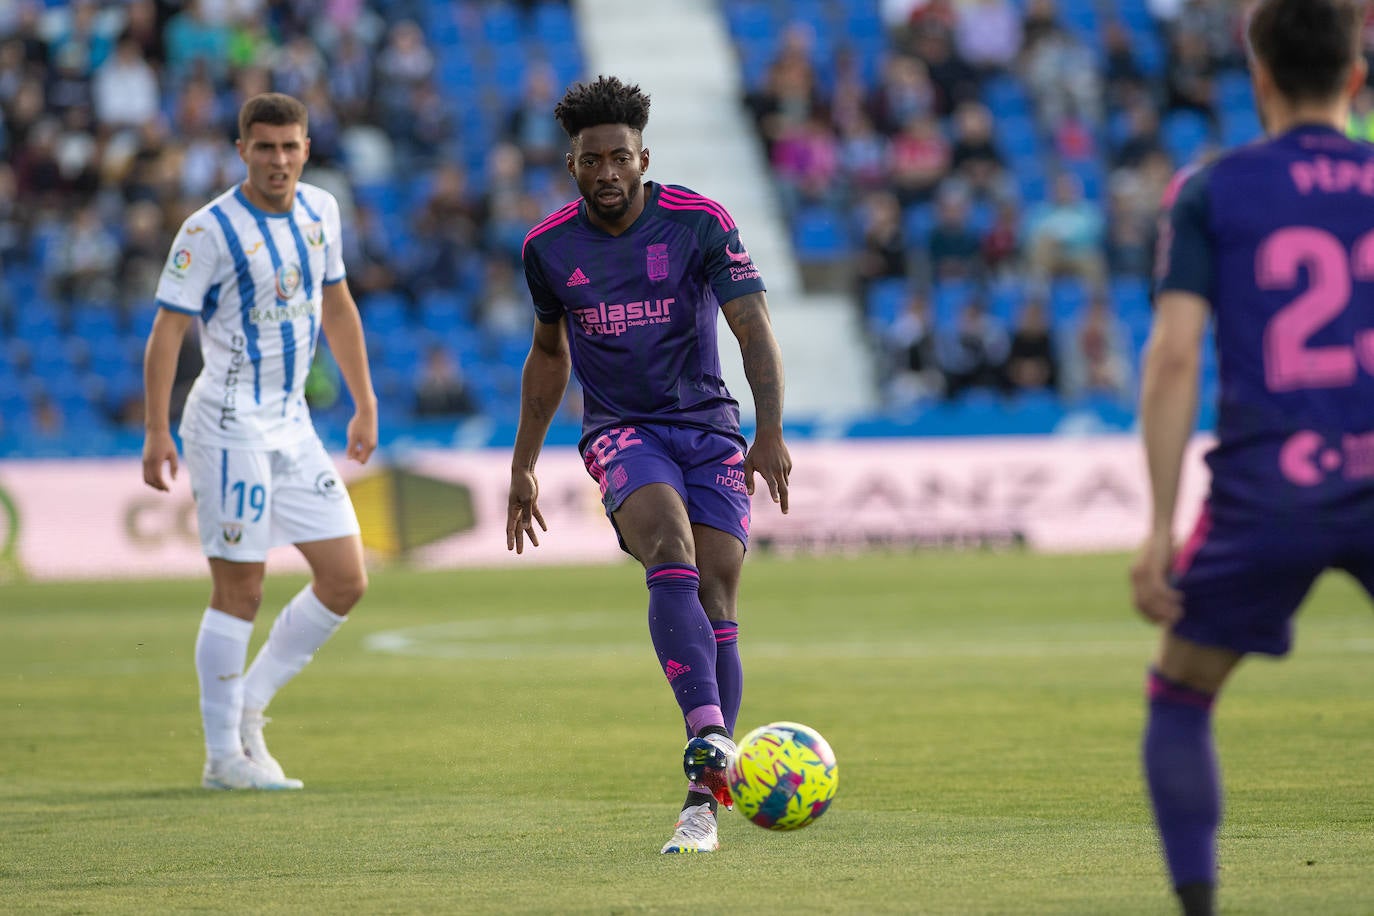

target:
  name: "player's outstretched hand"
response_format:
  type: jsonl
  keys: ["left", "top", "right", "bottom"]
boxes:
{"left": 142, "top": 429, "right": 179, "bottom": 492}
{"left": 507, "top": 468, "right": 547, "bottom": 554}
{"left": 1130, "top": 532, "right": 1183, "bottom": 626}
{"left": 744, "top": 429, "right": 792, "bottom": 514}
{"left": 346, "top": 410, "right": 378, "bottom": 464}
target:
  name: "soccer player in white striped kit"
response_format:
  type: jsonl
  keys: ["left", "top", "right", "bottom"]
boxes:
{"left": 142, "top": 93, "right": 378, "bottom": 790}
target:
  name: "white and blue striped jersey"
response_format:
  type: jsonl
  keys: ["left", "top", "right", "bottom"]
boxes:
{"left": 155, "top": 182, "right": 346, "bottom": 448}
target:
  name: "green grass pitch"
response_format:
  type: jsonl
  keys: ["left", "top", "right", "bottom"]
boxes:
{"left": 4, "top": 552, "right": 1374, "bottom": 913}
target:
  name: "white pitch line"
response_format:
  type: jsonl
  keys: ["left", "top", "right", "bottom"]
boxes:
{"left": 360, "top": 614, "right": 1374, "bottom": 661}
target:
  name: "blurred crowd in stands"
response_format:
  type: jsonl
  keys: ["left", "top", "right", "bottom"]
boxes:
{"left": 729, "top": 0, "right": 1374, "bottom": 412}
{"left": 0, "top": 0, "right": 578, "bottom": 449}
{"left": 10, "top": 0, "right": 1374, "bottom": 453}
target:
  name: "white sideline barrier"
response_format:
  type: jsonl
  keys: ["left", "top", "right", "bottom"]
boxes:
{"left": 0, "top": 436, "right": 1213, "bottom": 582}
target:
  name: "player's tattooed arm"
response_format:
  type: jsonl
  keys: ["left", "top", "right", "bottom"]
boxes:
{"left": 723, "top": 291, "right": 792, "bottom": 513}
{"left": 722, "top": 292, "right": 785, "bottom": 430}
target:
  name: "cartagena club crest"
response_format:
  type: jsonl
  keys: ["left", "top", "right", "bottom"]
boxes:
{"left": 646, "top": 243, "right": 669, "bottom": 282}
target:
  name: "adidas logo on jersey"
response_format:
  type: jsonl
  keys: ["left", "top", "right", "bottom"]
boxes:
{"left": 566, "top": 267, "right": 590, "bottom": 287}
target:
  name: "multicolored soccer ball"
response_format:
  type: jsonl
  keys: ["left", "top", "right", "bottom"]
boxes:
{"left": 726, "top": 721, "right": 838, "bottom": 830}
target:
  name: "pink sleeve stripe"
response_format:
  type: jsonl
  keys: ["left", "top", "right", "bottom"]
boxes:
{"left": 1160, "top": 164, "right": 1201, "bottom": 211}
{"left": 659, "top": 189, "right": 735, "bottom": 231}
{"left": 659, "top": 188, "right": 735, "bottom": 229}
{"left": 521, "top": 200, "right": 580, "bottom": 255}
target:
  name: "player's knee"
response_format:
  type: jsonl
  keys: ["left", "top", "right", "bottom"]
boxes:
{"left": 317, "top": 570, "right": 367, "bottom": 614}
{"left": 696, "top": 581, "right": 737, "bottom": 622}
{"left": 638, "top": 530, "right": 695, "bottom": 567}
{"left": 214, "top": 584, "right": 263, "bottom": 617}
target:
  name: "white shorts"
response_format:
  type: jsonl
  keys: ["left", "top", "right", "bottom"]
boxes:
{"left": 184, "top": 436, "right": 361, "bottom": 562}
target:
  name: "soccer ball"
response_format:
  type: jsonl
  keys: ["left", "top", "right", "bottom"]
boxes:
{"left": 726, "top": 721, "right": 838, "bottom": 830}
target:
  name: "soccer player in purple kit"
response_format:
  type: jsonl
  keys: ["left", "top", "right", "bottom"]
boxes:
{"left": 1132, "top": 1, "right": 1374, "bottom": 912}
{"left": 505, "top": 76, "right": 791, "bottom": 854}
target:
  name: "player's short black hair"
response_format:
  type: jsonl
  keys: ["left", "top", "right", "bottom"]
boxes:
{"left": 553, "top": 76, "right": 650, "bottom": 140}
{"left": 1247, "top": 0, "right": 1364, "bottom": 103}
{"left": 238, "top": 92, "right": 309, "bottom": 141}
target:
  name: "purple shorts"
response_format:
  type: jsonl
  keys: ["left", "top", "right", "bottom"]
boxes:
{"left": 1171, "top": 502, "right": 1374, "bottom": 656}
{"left": 581, "top": 423, "right": 751, "bottom": 553}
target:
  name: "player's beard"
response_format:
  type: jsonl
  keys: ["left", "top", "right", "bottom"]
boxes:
{"left": 587, "top": 180, "right": 640, "bottom": 223}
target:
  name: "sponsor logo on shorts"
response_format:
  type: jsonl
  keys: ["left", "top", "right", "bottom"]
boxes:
{"left": 221, "top": 522, "right": 244, "bottom": 544}
{"left": 715, "top": 453, "right": 748, "bottom": 494}
{"left": 315, "top": 471, "right": 344, "bottom": 499}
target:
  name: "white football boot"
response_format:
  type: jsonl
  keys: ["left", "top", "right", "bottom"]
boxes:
{"left": 202, "top": 753, "right": 303, "bottom": 790}
{"left": 240, "top": 709, "right": 293, "bottom": 784}
{"left": 660, "top": 802, "right": 720, "bottom": 854}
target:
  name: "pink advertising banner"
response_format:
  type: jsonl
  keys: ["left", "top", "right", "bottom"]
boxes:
{"left": 0, "top": 436, "right": 1212, "bottom": 581}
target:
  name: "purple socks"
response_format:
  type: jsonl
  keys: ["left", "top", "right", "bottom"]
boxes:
{"left": 645, "top": 564, "right": 721, "bottom": 724}
{"left": 713, "top": 620, "right": 741, "bottom": 735}
{"left": 1144, "top": 668, "right": 1221, "bottom": 891}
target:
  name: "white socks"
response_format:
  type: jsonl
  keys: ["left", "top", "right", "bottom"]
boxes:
{"left": 195, "top": 608, "right": 253, "bottom": 761}
{"left": 242, "top": 585, "right": 347, "bottom": 713}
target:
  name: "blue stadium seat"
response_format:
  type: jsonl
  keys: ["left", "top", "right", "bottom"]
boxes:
{"left": 15, "top": 297, "right": 60, "bottom": 339}
{"left": 903, "top": 203, "right": 936, "bottom": 246}
{"left": 726, "top": 1, "right": 776, "bottom": 43}
{"left": 1162, "top": 110, "right": 1214, "bottom": 167}
{"left": 994, "top": 114, "right": 1040, "bottom": 158}
{"left": 1217, "top": 71, "right": 1253, "bottom": 111}
{"left": 865, "top": 278, "right": 908, "bottom": 329}
{"left": 532, "top": 2, "right": 575, "bottom": 45}
{"left": 1221, "top": 108, "right": 1262, "bottom": 148}
{"left": 1111, "top": 275, "right": 1151, "bottom": 315}
{"left": 987, "top": 277, "right": 1024, "bottom": 323}
{"left": 418, "top": 290, "right": 466, "bottom": 334}
{"left": 1050, "top": 277, "right": 1089, "bottom": 323}
{"left": 1061, "top": 2, "right": 1099, "bottom": 44}
{"left": 933, "top": 278, "right": 975, "bottom": 326}
{"left": 982, "top": 76, "right": 1032, "bottom": 118}
{"left": 1132, "top": 30, "right": 1165, "bottom": 78}
{"left": 481, "top": 2, "right": 523, "bottom": 45}
{"left": 792, "top": 206, "right": 850, "bottom": 262}
{"left": 70, "top": 305, "right": 120, "bottom": 339}
{"left": 360, "top": 292, "right": 410, "bottom": 334}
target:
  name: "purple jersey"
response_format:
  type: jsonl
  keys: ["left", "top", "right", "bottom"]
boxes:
{"left": 521, "top": 182, "right": 767, "bottom": 450}
{"left": 1157, "top": 125, "right": 1374, "bottom": 524}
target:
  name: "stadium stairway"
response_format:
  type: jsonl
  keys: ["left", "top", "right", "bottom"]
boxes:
{"left": 569, "top": 0, "right": 877, "bottom": 420}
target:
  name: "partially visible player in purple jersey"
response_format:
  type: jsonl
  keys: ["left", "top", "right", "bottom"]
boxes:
{"left": 1132, "top": 2, "right": 1374, "bottom": 913}
{"left": 505, "top": 76, "right": 791, "bottom": 855}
